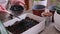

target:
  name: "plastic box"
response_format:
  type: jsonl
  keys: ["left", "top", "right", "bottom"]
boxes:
{"left": 4, "top": 13, "right": 45, "bottom": 34}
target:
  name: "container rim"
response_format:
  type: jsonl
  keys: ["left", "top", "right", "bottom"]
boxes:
{"left": 32, "top": 5, "right": 45, "bottom": 10}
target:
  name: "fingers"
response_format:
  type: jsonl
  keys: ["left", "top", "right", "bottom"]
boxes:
{"left": 0, "top": 5, "right": 6, "bottom": 10}
{"left": 0, "top": 8, "right": 7, "bottom": 13}
{"left": 0, "top": 5, "right": 7, "bottom": 13}
{"left": 10, "top": 0, "right": 17, "bottom": 5}
{"left": 10, "top": 0, "right": 22, "bottom": 5}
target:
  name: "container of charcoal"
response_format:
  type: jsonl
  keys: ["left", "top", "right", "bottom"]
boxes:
{"left": 3, "top": 13, "right": 45, "bottom": 34}
{"left": 10, "top": 5, "right": 24, "bottom": 16}
{"left": 10, "top": 0, "right": 25, "bottom": 16}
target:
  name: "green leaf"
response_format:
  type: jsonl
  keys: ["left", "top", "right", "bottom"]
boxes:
{"left": 51, "top": 0, "right": 56, "bottom": 2}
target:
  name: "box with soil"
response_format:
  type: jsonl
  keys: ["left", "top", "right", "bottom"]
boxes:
{"left": 4, "top": 13, "right": 45, "bottom": 34}
{"left": 6, "top": 17, "right": 39, "bottom": 34}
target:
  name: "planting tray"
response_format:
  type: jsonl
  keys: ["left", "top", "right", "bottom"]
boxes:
{"left": 3, "top": 13, "right": 45, "bottom": 34}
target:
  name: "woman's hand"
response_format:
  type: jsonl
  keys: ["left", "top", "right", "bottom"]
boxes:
{"left": 0, "top": 5, "right": 7, "bottom": 13}
{"left": 10, "top": 0, "right": 25, "bottom": 5}
{"left": 10, "top": 0, "right": 20, "bottom": 5}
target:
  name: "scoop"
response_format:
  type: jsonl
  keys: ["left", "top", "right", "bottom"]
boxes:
{"left": 6, "top": 11, "right": 21, "bottom": 19}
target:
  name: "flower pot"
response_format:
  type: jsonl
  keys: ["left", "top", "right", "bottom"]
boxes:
{"left": 54, "top": 12, "right": 60, "bottom": 31}
{"left": 4, "top": 13, "right": 45, "bottom": 34}
{"left": 53, "top": 1, "right": 60, "bottom": 31}
{"left": 54, "top": 6, "right": 60, "bottom": 31}
{"left": 32, "top": 5, "right": 45, "bottom": 17}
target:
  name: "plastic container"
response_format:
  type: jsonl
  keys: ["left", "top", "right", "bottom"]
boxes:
{"left": 54, "top": 12, "right": 60, "bottom": 31}
{"left": 10, "top": 0, "right": 25, "bottom": 16}
{"left": 10, "top": 5, "right": 24, "bottom": 15}
{"left": 4, "top": 13, "right": 45, "bottom": 34}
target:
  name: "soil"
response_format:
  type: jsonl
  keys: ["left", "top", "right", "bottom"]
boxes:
{"left": 6, "top": 17, "right": 39, "bottom": 34}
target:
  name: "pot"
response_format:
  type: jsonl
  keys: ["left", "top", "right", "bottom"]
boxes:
{"left": 54, "top": 2, "right": 60, "bottom": 31}
{"left": 10, "top": 0, "right": 25, "bottom": 16}
{"left": 54, "top": 12, "right": 60, "bottom": 31}
{"left": 32, "top": 5, "right": 45, "bottom": 17}
{"left": 10, "top": 5, "right": 24, "bottom": 16}
{"left": 54, "top": 7, "right": 60, "bottom": 31}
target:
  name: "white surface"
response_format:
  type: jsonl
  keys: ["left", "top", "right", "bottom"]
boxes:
{"left": 54, "top": 12, "right": 60, "bottom": 31}
{"left": 4, "top": 13, "right": 45, "bottom": 34}
{"left": 4, "top": 14, "right": 27, "bottom": 27}
{"left": 40, "top": 23, "right": 60, "bottom": 34}
{"left": 0, "top": 0, "right": 8, "bottom": 7}
{"left": 54, "top": 24, "right": 60, "bottom": 31}
{"left": 33, "top": 0, "right": 47, "bottom": 6}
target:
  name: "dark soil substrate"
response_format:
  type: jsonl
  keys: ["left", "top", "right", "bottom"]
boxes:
{"left": 6, "top": 17, "right": 39, "bottom": 34}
